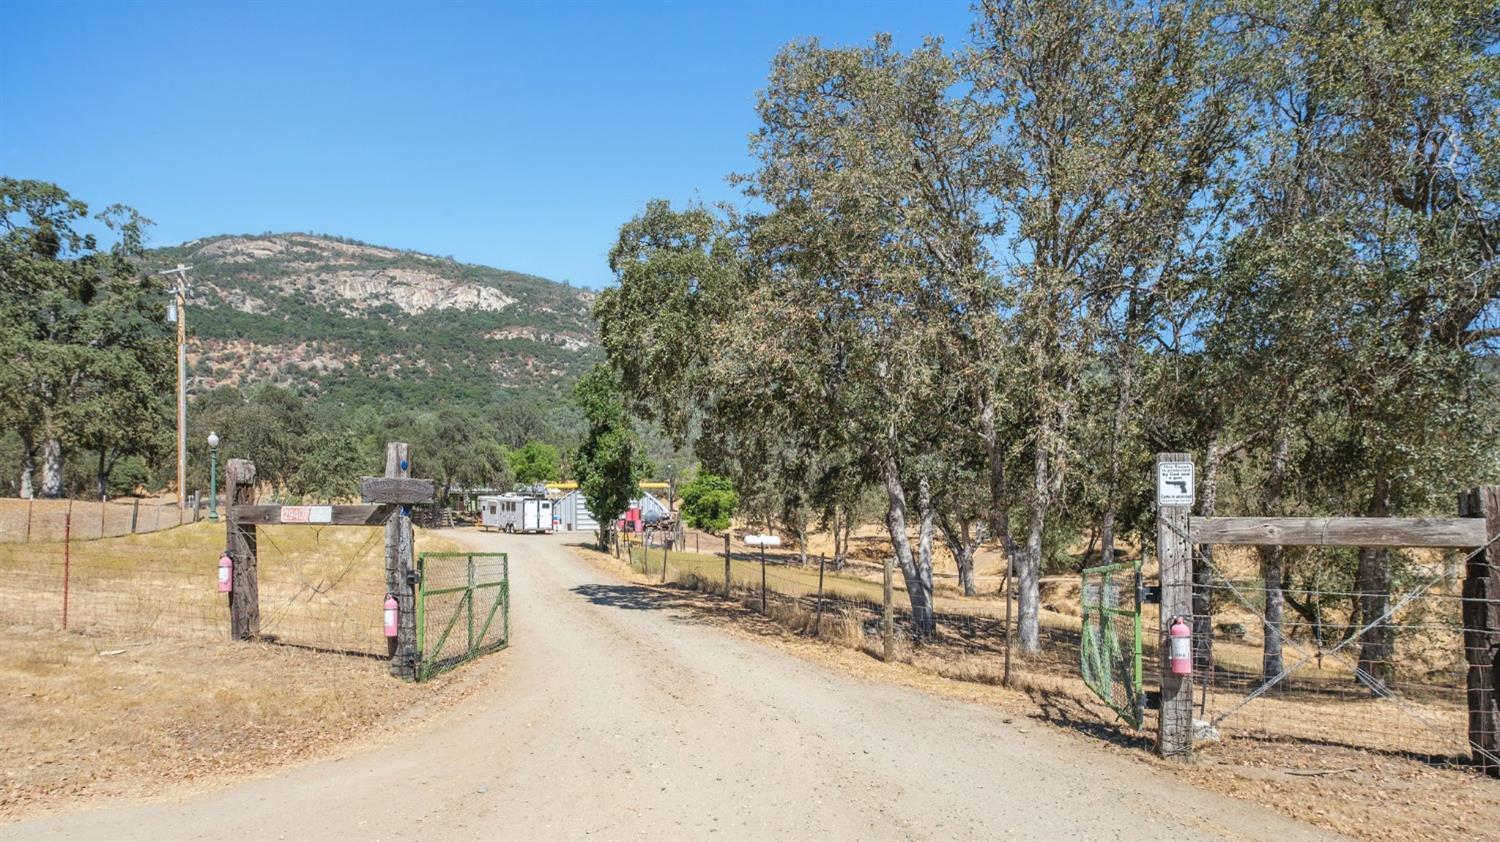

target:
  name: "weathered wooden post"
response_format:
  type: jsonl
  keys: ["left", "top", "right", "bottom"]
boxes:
{"left": 723, "top": 532, "right": 732, "bottom": 595}
{"left": 130, "top": 497, "right": 140, "bottom": 533}
{"left": 814, "top": 553, "right": 826, "bottom": 636}
{"left": 225, "top": 458, "right": 260, "bottom": 640}
{"left": 1461, "top": 485, "right": 1500, "bottom": 777}
{"left": 1156, "top": 452, "right": 1195, "bottom": 760}
{"left": 381, "top": 442, "right": 417, "bottom": 680}
{"left": 883, "top": 553, "right": 895, "bottom": 662}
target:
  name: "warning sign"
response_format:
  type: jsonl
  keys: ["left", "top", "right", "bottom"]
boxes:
{"left": 1156, "top": 462, "right": 1194, "bottom": 507}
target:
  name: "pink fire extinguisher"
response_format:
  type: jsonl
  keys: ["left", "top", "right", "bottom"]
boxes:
{"left": 1169, "top": 615, "right": 1193, "bottom": 675}
{"left": 384, "top": 595, "right": 399, "bottom": 638}
{"left": 217, "top": 552, "right": 233, "bottom": 593}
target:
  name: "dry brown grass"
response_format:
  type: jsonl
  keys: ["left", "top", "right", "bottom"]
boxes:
{"left": 0, "top": 625, "right": 489, "bottom": 820}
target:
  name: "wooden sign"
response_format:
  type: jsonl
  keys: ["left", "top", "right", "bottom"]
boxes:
{"left": 361, "top": 477, "right": 435, "bottom": 505}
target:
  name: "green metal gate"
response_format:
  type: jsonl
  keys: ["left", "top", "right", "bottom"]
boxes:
{"left": 416, "top": 552, "right": 509, "bottom": 681}
{"left": 1079, "top": 560, "right": 1145, "bottom": 727}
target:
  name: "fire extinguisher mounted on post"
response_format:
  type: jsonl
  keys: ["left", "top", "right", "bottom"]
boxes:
{"left": 384, "top": 595, "right": 399, "bottom": 638}
{"left": 217, "top": 551, "right": 233, "bottom": 593}
{"left": 1169, "top": 615, "right": 1193, "bottom": 675}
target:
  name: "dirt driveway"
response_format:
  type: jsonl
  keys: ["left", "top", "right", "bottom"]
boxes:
{"left": 1, "top": 530, "right": 1339, "bottom": 841}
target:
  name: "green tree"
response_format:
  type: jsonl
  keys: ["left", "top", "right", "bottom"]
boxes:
{"left": 679, "top": 473, "right": 739, "bottom": 532}
{"left": 0, "top": 178, "right": 171, "bottom": 498}
{"left": 573, "top": 365, "right": 650, "bottom": 550}
{"left": 289, "top": 430, "right": 371, "bottom": 500}
{"left": 509, "top": 441, "right": 561, "bottom": 486}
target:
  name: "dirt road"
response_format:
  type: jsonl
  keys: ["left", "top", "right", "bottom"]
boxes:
{"left": 3, "top": 530, "right": 1338, "bottom": 841}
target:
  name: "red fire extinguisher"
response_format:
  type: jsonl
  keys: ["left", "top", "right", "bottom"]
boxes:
{"left": 384, "top": 595, "right": 399, "bottom": 638}
{"left": 1169, "top": 615, "right": 1193, "bottom": 675}
{"left": 217, "top": 552, "right": 233, "bottom": 593}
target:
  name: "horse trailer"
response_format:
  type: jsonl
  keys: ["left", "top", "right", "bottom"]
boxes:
{"left": 478, "top": 494, "right": 553, "bottom": 534}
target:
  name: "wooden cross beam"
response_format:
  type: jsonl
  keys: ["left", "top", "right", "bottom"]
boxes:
{"left": 228, "top": 504, "right": 397, "bottom": 526}
{"left": 360, "top": 477, "right": 436, "bottom": 505}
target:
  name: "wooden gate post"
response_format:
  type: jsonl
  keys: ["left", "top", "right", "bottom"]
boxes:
{"left": 384, "top": 442, "right": 418, "bottom": 680}
{"left": 1156, "top": 452, "right": 1194, "bottom": 760}
{"left": 225, "top": 458, "right": 260, "bottom": 640}
{"left": 1461, "top": 486, "right": 1499, "bottom": 777}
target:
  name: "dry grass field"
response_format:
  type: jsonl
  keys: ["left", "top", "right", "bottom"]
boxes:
{"left": 0, "top": 521, "right": 478, "bottom": 820}
{"left": 0, "top": 519, "right": 465, "bottom": 650}
{"left": 0, "top": 626, "right": 489, "bottom": 820}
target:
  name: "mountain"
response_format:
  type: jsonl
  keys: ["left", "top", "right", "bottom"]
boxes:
{"left": 144, "top": 233, "right": 600, "bottom": 412}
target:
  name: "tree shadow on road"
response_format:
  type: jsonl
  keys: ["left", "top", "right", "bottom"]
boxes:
{"left": 569, "top": 582, "right": 810, "bottom": 641}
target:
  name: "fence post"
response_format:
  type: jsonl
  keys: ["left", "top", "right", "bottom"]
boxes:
{"left": 1156, "top": 452, "right": 1194, "bottom": 760}
{"left": 661, "top": 538, "right": 669, "bottom": 585}
{"left": 760, "top": 543, "right": 767, "bottom": 614}
{"left": 385, "top": 442, "right": 418, "bottom": 681}
{"left": 25, "top": 498, "right": 32, "bottom": 542}
{"left": 724, "top": 532, "right": 731, "bottom": 595}
{"left": 883, "top": 553, "right": 895, "bottom": 661}
{"left": 99, "top": 499, "right": 106, "bottom": 538}
{"left": 62, "top": 512, "right": 70, "bottom": 629}
{"left": 130, "top": 498, "right": 140, "bottom": 534}
{"left": 815, "top": 553, "right": 826, "bottom": 636}
{"left": 225, "top": 459, "right": 260, "bottom": 640}
{"left": 1461, "top": 485, "right": 1500, "bottom": 777}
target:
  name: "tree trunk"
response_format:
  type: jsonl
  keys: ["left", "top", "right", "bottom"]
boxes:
{"left": 882, "top": 453, "right": 935, "bottom": 636}
{"left": 915, "top": 477, "right": 936, "bottom": 635}
{"left": 1098, "top": 340, "right": 1136, "bottom": 568}
{"left": 795, "top": 511, "right": 808, "bottom": 567}
{"left": 839, "top": 510, "right": 852, "bottom": 570}
{"left": 1017, "top": 433, "right": 1049, "bottom": 654}
{"left": 1356, "top": 476, "right": 1395, "bottom": 690}
{"left": 96, "top": 447, "right": 109, "bottom": 501}
{"left": 1259, "top": 545, "right": 1286, "bottom": 682}
{"left": 938, "top": 512, "right": 982, "bottom": 598}
{"left": 1192, "top": 431, "right": 1222, "bottom": 670}
{"left": 18, "top": 432, "right": 35, "bottom": 499}
{"left": 1259, "top": 431, "right": 1290, "bottom": 683}
{"left": 39, "top": 436, "right": 65, "bottom": 499}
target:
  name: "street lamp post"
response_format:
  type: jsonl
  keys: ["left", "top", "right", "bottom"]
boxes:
{"left": 207, "top": 431, "right": 220, "bottom": 521}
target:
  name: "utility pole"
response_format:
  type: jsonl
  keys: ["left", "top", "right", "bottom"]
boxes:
{"left": 160, "top": 264, "right": 192, "bottom": 509}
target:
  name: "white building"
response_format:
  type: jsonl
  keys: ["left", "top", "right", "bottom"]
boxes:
{"left": 554, "top": 490, "right": 597, "bottom": 533}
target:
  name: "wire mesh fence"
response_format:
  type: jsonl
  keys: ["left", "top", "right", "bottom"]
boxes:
{"left": 254, "top": 524, "right": 391, "bottom": 656}
{"left": 0, "top": 496, "right": 204, "bottom": 543}
{"left": 0, "top": 522, "right": 228, "bottom": 638}
{"left": 0, "top": 519, "right": 429, "bottom": 661}
{"left": 1189, "top": 543, "right": 1495, "bottom": 773}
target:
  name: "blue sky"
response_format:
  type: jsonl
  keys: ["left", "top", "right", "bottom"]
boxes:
{"left": 2, "top": 0, "right": 973, "bottom": 288}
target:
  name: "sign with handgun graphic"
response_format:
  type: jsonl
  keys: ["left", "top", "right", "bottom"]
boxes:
{"left": 1156, "top": 461, "right": 1194, "bottom": 507}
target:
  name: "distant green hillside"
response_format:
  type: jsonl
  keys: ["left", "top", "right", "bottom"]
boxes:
{"left": 144, "top": 233, "right": 600, "bottom": 414}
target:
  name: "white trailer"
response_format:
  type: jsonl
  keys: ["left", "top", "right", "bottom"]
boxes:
{"left": 478, "top": 494, "right": 553, "bottom": 534}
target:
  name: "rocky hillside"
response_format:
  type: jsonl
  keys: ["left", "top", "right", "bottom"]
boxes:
{"left": 145, "top": 233, "right": 599, "bottom": 409}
